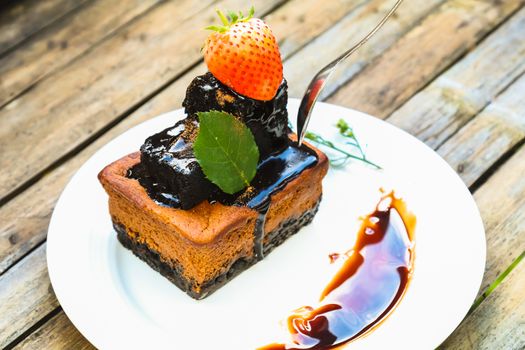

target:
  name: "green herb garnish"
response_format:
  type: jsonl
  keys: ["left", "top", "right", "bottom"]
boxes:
{"left": 194, "top": 111, "right": 259, "bottom": 194}
{"left": 305, "top": 118, "right": 380, "bottom": 169}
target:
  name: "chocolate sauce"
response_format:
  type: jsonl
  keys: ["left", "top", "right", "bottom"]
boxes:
{"left": 244, "top": 145, "right": 318, "bottom": 260}
{"left": 127, "top": 71, "right": 318, "bottom": 264}
{"left": 260, "top": 192, "right": 416, "bottom": 350}
{"left": 183, "top": 72, "right": 290, "bottom": 158}
{"left": 328, "top": 253, "right": 340, "bottom": 264}
{"left": 128, "top": 73, "right": 294, "bottom": 209}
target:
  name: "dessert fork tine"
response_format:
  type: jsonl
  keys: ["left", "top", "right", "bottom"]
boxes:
{"left": 296, "top": 0, "right": 404, "bottom": 146}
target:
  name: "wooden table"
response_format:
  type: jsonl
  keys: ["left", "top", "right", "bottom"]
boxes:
{"left": 1, "top": 0, "right": 524, "bottom": 348}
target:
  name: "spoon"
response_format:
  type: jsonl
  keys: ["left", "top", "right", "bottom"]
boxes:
{"left": 296, "top": 0, "right": 404, "bottom": 146}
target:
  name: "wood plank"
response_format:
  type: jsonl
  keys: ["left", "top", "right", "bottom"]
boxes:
{"left": 0, "top": 0, "right": 283, "bottom": 204}
{"left": 13, "top": 311, "right": 95, "bottom": 350}
{"left": 437, "top": 72, "right": 525, "bottom": 187}
{"left": 440, "top": 254, "right": 525, "bottom": 349}
{"left": 0, "top": 244, "right": 58, "bottom": 349}
{"left": 470, "top": 145, "right": 525, "bottom": 294}
{"left": 0, "top": 0, "right": 378, "bottom": 274}
{"left": 387, "top": 7, "right": 525, "bottom": 149}
{"left": 0, "top": 0, "right": 87, "bottom": 55}
{"left": 0, "top": 0, "right": 161, "bottom": 108}
{"left": 285, "top": 0, "right": 444, "bottom": 97}
{"left": 265, "top": 0, "right": 369, "bottom": 58}
{"left": 328, "top": 0, "right": 524, "bottom": 118}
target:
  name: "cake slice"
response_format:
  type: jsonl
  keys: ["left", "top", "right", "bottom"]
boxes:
{"left": 99, "top": 144, "right": 327, "bottom": 299}
{"left": 98, "top": 8, "right": 328, "bottom": 299}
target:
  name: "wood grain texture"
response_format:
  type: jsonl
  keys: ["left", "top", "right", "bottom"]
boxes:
{"left": 328, "top": 0, "right": 524, "bottom": 118}
{"left": 469, "top": 145, "right": 525, "bottom": 295}
{"left": 13, "top": 311, "right": 95, "bottom": 350}
{"left": 0, "top": 0, "right": 87, "bottom": 55}
{"left": 0, "top": 0, "right": 161, "bottom": 107}
{"left": 387, "top": 7, "right": 525, "bottom": 149}
{"left": 437, "top": 72, "right": 525, "bottom": 187}
{"left": 266, "top": 0, "right": 369, "bottom": 58}
{"left": 0, "top": 244, "right": 58, "bottom": 349}
{"left": 0, "top": 0, "right": 283, "bottom": 204}
{"left": 2, "top": 0, "right": 524, "bottom": 347}
{"left": 285, "top": 0, "right": 444, "bottom": 97}
{"left": 0, "top": 0, "right": 375, "bottom": 276}
{"left": 441, "top": 253, "right": 525, "bottom": 349}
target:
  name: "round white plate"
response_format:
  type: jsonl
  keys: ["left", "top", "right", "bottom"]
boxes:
{"left": 47, "top": 99, "right": 485, "bottom": 350}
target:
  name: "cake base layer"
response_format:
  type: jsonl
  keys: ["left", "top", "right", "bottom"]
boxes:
{"left": 114, "top": 199, "right": 320, "bottom": 299}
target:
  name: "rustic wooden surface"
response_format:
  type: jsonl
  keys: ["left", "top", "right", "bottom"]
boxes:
{"left": 0, "top": 0, "right": 524, "bottom": 349}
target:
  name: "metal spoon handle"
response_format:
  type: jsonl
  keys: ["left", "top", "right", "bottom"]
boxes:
{"left": 296, "top": 0, "right": 403, "bottom": 146}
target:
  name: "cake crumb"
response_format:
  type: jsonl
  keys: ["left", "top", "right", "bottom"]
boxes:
{"left": 216, "top": 90, "right": 235, "bottom": 106}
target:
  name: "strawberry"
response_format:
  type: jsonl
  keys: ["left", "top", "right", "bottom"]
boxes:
{"left": 203, "top": 7, "right": 283, "bottom": 101}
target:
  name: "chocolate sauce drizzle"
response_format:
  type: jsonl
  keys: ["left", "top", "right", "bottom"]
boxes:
{"left": 245, "top": 145, "right": 318, "bottom": 260}
{"left": 260, "top": 192, "right": 416, "bottom": 350}
{"left": 129, "top": 143, "right": 318, "bottom": 260}
{"left": 127, "top": 72, "right": 318, "bottom": 263}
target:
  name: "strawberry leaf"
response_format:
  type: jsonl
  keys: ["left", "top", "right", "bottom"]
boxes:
{"left": 247, "top": 6, "right": 255, "bottom": 19}
{"left": 204, "top": 25, "right": 228, "bottom": 33}
{"left": 206, "top": 7, "right": 256, "bottom": 33}
{"left": 227, "top": 11, "right": 239, "bottom": 24}
{"left": 194, "top": 111, "right": 259, "bottom": 194}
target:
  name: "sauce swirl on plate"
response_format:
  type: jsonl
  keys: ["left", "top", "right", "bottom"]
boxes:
{"left": 260, "top": 191, "right": 415, "bottom": 349}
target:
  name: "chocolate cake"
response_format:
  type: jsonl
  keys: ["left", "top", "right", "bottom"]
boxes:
{"left": 98, "top": 9, "right": 328, "bottom": 299}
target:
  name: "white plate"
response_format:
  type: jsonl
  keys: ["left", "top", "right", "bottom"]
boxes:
{"left": 47, "top": 99, "right": 485, "bottom": 349}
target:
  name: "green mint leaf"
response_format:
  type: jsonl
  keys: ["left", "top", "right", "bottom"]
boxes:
{"left": 194, "top": 111, "right": 259, "bottom": 194}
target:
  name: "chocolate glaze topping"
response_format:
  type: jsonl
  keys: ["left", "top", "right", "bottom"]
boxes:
{"left": 127, "top": 72, "right": 319, "bottom": 259}
{"left": 128, "top": 72, "right": 316, "bottom": 210}
{"left": 183, "top": 72, "right": 290, "bottom": 157}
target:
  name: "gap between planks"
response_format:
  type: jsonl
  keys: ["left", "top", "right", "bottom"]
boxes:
{"left": 3, "top": 307, "right": 63, "bottom": 350}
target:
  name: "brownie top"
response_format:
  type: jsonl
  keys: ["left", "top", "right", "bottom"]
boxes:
{"left": 129, "top": 72, "right": 318, "bottom": 210}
